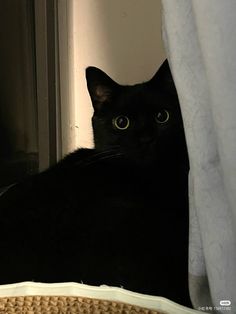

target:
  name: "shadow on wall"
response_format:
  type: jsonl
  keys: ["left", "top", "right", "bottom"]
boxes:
{"left": 82, "top": 0, "right": 165, "bottom": 84}
{"left": 97, "top": 0, "right": 165, "bottom": 84}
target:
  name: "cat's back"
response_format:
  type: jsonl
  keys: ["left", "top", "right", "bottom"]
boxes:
{"left": 0, "top": 145, "right": 185, "bottom": 243}
{"left": 0, "top": 147, "right": 146, "bottom": 218}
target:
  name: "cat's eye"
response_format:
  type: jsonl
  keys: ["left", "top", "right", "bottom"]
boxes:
{"left": 112, "top": 115, "right": 130, "bottom": 130}
{"left": 155, "top": 110, "right": 170, "bottom": 124}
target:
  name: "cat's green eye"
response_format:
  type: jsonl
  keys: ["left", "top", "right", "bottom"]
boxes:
{"left": 112, "top": 115, "right": 130, "bottom": 130}
{"left": 155, "top": 110, "right": 170, "bottom": 124}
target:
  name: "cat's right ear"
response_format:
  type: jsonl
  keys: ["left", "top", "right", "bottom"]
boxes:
{"left": 86, "top": 67, "right": 119, "bottom": 111}
{"left": 148, "top": 60, "right": 178, "bottom": 96}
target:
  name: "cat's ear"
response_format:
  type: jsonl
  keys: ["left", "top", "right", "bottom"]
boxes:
{"left": 149, "top": 60, "right": 177, "bottom": 96}
{"left": 86, "top": 67, "right": 119, "bottom": 111}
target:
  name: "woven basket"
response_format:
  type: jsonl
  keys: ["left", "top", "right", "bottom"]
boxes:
{"left": 0, "top": 295, "right": 162, "bottom": 314}
{"left": 0, "top": 282, "right": 202, "bottom": 314}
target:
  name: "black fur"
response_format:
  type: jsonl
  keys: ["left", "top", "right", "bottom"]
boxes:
{"left": 0, "top": 60, "right": 191, "bottom": 306}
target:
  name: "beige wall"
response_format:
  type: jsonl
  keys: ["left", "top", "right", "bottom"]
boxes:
{"left": 65, "top": 0, "right": 165, "bottom": 151}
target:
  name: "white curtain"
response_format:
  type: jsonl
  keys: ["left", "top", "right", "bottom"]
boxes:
{"left": 161, "top": 1, "right": 236, "bottom": 313}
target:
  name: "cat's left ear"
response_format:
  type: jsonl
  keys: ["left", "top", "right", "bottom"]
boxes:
{"left": 149, "top": 60, "right": 178, "bottom": 96}
{"left": 86, "top": 67, "right": 120, "bottom": 111}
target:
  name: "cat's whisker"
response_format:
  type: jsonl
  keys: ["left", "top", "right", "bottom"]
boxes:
{"left": 71, "top": 148, "right": 125, "bottom": 168}
{"left": 81, "top": 151, "right": 125, "bottom": 167}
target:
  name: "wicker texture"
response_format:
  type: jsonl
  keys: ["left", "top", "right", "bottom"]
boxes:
{"left": 0, "top": 296, "right": 164, "bottom": 314}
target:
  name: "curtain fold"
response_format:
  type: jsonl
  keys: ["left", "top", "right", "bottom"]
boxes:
{"left": 161, "top": 1, "right": 236, "bottom": 313}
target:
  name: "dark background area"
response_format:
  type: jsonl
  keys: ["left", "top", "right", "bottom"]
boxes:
{"left": 0, "top": 0, "right": 39, "bottom": 188}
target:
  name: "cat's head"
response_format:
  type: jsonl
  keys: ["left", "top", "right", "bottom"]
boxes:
{"left": 86, "top": 60, "right": 188, "bottom": 166}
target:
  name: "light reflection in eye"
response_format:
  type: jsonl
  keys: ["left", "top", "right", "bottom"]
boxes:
{"left": 155, "top": 110, "right": 170, "bottom": 124}
{"left": 112, "top": 115, "right": 130, "bottom": 130}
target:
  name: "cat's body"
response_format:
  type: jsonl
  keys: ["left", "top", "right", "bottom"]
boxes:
{"left": 0, "top": 61, "right": 191, "bottom": 306}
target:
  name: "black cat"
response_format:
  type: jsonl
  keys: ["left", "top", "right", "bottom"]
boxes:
{"left": 0, "top": 60, "right": 191, "bottom": 307}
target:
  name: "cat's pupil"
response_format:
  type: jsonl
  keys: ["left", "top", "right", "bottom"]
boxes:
{"left": 113, "top": 115, "right": 130, "bottom": 130}
{"left": 155, "top": 110, "right": 169, "bottom": 124}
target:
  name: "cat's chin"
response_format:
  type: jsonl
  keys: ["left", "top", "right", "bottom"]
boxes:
{"left": 123, "top": 151, "right": 159, "bottom": 167}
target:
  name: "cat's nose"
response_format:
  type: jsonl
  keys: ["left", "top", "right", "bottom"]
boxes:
{"left": 140, "top": 136, "right": 152, "bottom": 144}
